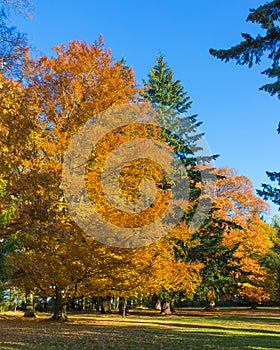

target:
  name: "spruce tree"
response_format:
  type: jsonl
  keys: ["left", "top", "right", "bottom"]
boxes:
{"left": 209, "top": 1, "right": 280, "bottom": 211}
{"left": 141, "top": 54, "right": 218, "bottom": 223}
{"left": 141, "top": 54, "right": 212, "bottom": 165}
{"left": 141, "top": 55, "right": 241, "bottom": 312}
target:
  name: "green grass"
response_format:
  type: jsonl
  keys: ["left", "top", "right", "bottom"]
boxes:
{"left": 0, "top": 309, "right": 279, "bottom": 349}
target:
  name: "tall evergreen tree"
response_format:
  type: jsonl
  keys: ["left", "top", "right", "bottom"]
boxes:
{"left": 141, "top": 55, "right": 238, "bottom": 313}
{"left": 141, "top": 54, "right": 212, "bottom": 165}
{"left": 141, "top": 54, "right": 217, "bottom": 208}
{"left": 209, "top": 1, "right": 280, "bottom": 212}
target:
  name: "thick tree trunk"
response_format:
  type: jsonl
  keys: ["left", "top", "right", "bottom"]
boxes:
{"left": 24, "top": 291, "right": 36, "bottom": 317}
{"left": 51, "top": 289, "right": 68, "bottom": 321}
{"left": 160, "top": 299, "right": 172, "bottom": 315}
{"left": 101, "top": 298, "right": 112, "bottom": 314}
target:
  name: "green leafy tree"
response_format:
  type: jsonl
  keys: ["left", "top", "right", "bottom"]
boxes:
{"left": 209, "top": 1, "right": 280, "bottom": 211}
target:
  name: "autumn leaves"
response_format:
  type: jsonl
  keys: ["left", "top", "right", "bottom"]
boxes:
{"left": 0, "top": 38, "right": 278, "bottom": 319}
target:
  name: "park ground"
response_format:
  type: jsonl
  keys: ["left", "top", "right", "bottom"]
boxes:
{"left": 0, "top": 308, "right": 280, "bottom": 349}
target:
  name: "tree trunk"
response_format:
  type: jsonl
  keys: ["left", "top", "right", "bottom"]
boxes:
{"left": 251, "top": 302, "right": 258, "bottom": 310}
{"left": 9, "top": 288, "right": 15, "bottom": 311}
{"left": 112, "top": 296, "right": 119, "bottom": 310}
{"left": 24, "top": 291, "right": 36, "bottom": 317}
{"left": 118, "top": 297, "right": 128, "bottom": 317}
{"left": 101, "top": 298, "right": 112, "bottom": 314}
{"left": 43, "top": 298, "right": 48, "bottom": 313}
{"left": 122, "top": 298, "right": 127, "bottom": 318}
{"left": 51, "top": 288, "right": 68, "bottom": 321}
{"left": 154, "top": 298, "right": 161, "bottom": 311}
{"left": 160, "top": 299, "right": 172, "bottom": 315}
{"left": 205, "top": 300, "right": 216, "bottom": 310}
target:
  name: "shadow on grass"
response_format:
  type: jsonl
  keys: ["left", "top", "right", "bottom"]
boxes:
{"left": 0, "top": 317, "right": 280, "bottom": 350}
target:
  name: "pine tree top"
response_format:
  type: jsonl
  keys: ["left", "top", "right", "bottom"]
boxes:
{"left": 141, "top": 54, "right": 192, "bottom": 114}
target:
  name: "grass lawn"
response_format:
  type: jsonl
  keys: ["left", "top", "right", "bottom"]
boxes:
{"left": 0, "top": 308, "right": 279, "bottom": 349}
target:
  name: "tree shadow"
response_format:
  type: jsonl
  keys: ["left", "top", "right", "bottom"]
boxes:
{"left": 0, "top": 315, "right": 280, "bottom": 349}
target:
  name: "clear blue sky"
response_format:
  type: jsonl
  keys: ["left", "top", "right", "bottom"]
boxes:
{"left": 12, "top": 0, "right": 279, "bottom": 219}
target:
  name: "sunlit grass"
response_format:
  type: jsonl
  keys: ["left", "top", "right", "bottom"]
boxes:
{"left": 0, "top": 309, "right": 279, "bottom": 349}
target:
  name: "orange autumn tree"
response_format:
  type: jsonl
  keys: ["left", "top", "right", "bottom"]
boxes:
{"left": 6, "top": 38, "right": 203, "bottom": 320}
{"left": 214, "top": 167, "right": 274, "bottom": 305}
{"left": 6, "top": 37, "right": 138, "bottom": 320}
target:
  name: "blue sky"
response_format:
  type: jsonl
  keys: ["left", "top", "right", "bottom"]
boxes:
{"left": 12, "top": 0, "right": 279, "bottom": 218}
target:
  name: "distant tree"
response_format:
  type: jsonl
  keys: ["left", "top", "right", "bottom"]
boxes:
{"left": 209, "top": 1, "right": 280, "bottom": 211}
{"left": 262, "top": 215, "right": 280, "bottom": 304}
{"left": 262, "top": 245, "right": 280, "bottom": 304}
{"left": 272, "top": 214, "right": 280, "bottom": 235}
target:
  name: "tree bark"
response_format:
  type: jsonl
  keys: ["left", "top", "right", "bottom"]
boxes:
{"left": 24, "top": 291, "right": 36, "bottom": 317}
{"left": 160, "top": 299, "right": 172, "bottom": 315}
{"left": 51, "top": 288, "right": 68, "bottom": 321}
{"left": 122, "top": 298, "right": 127, "bottom": 318}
